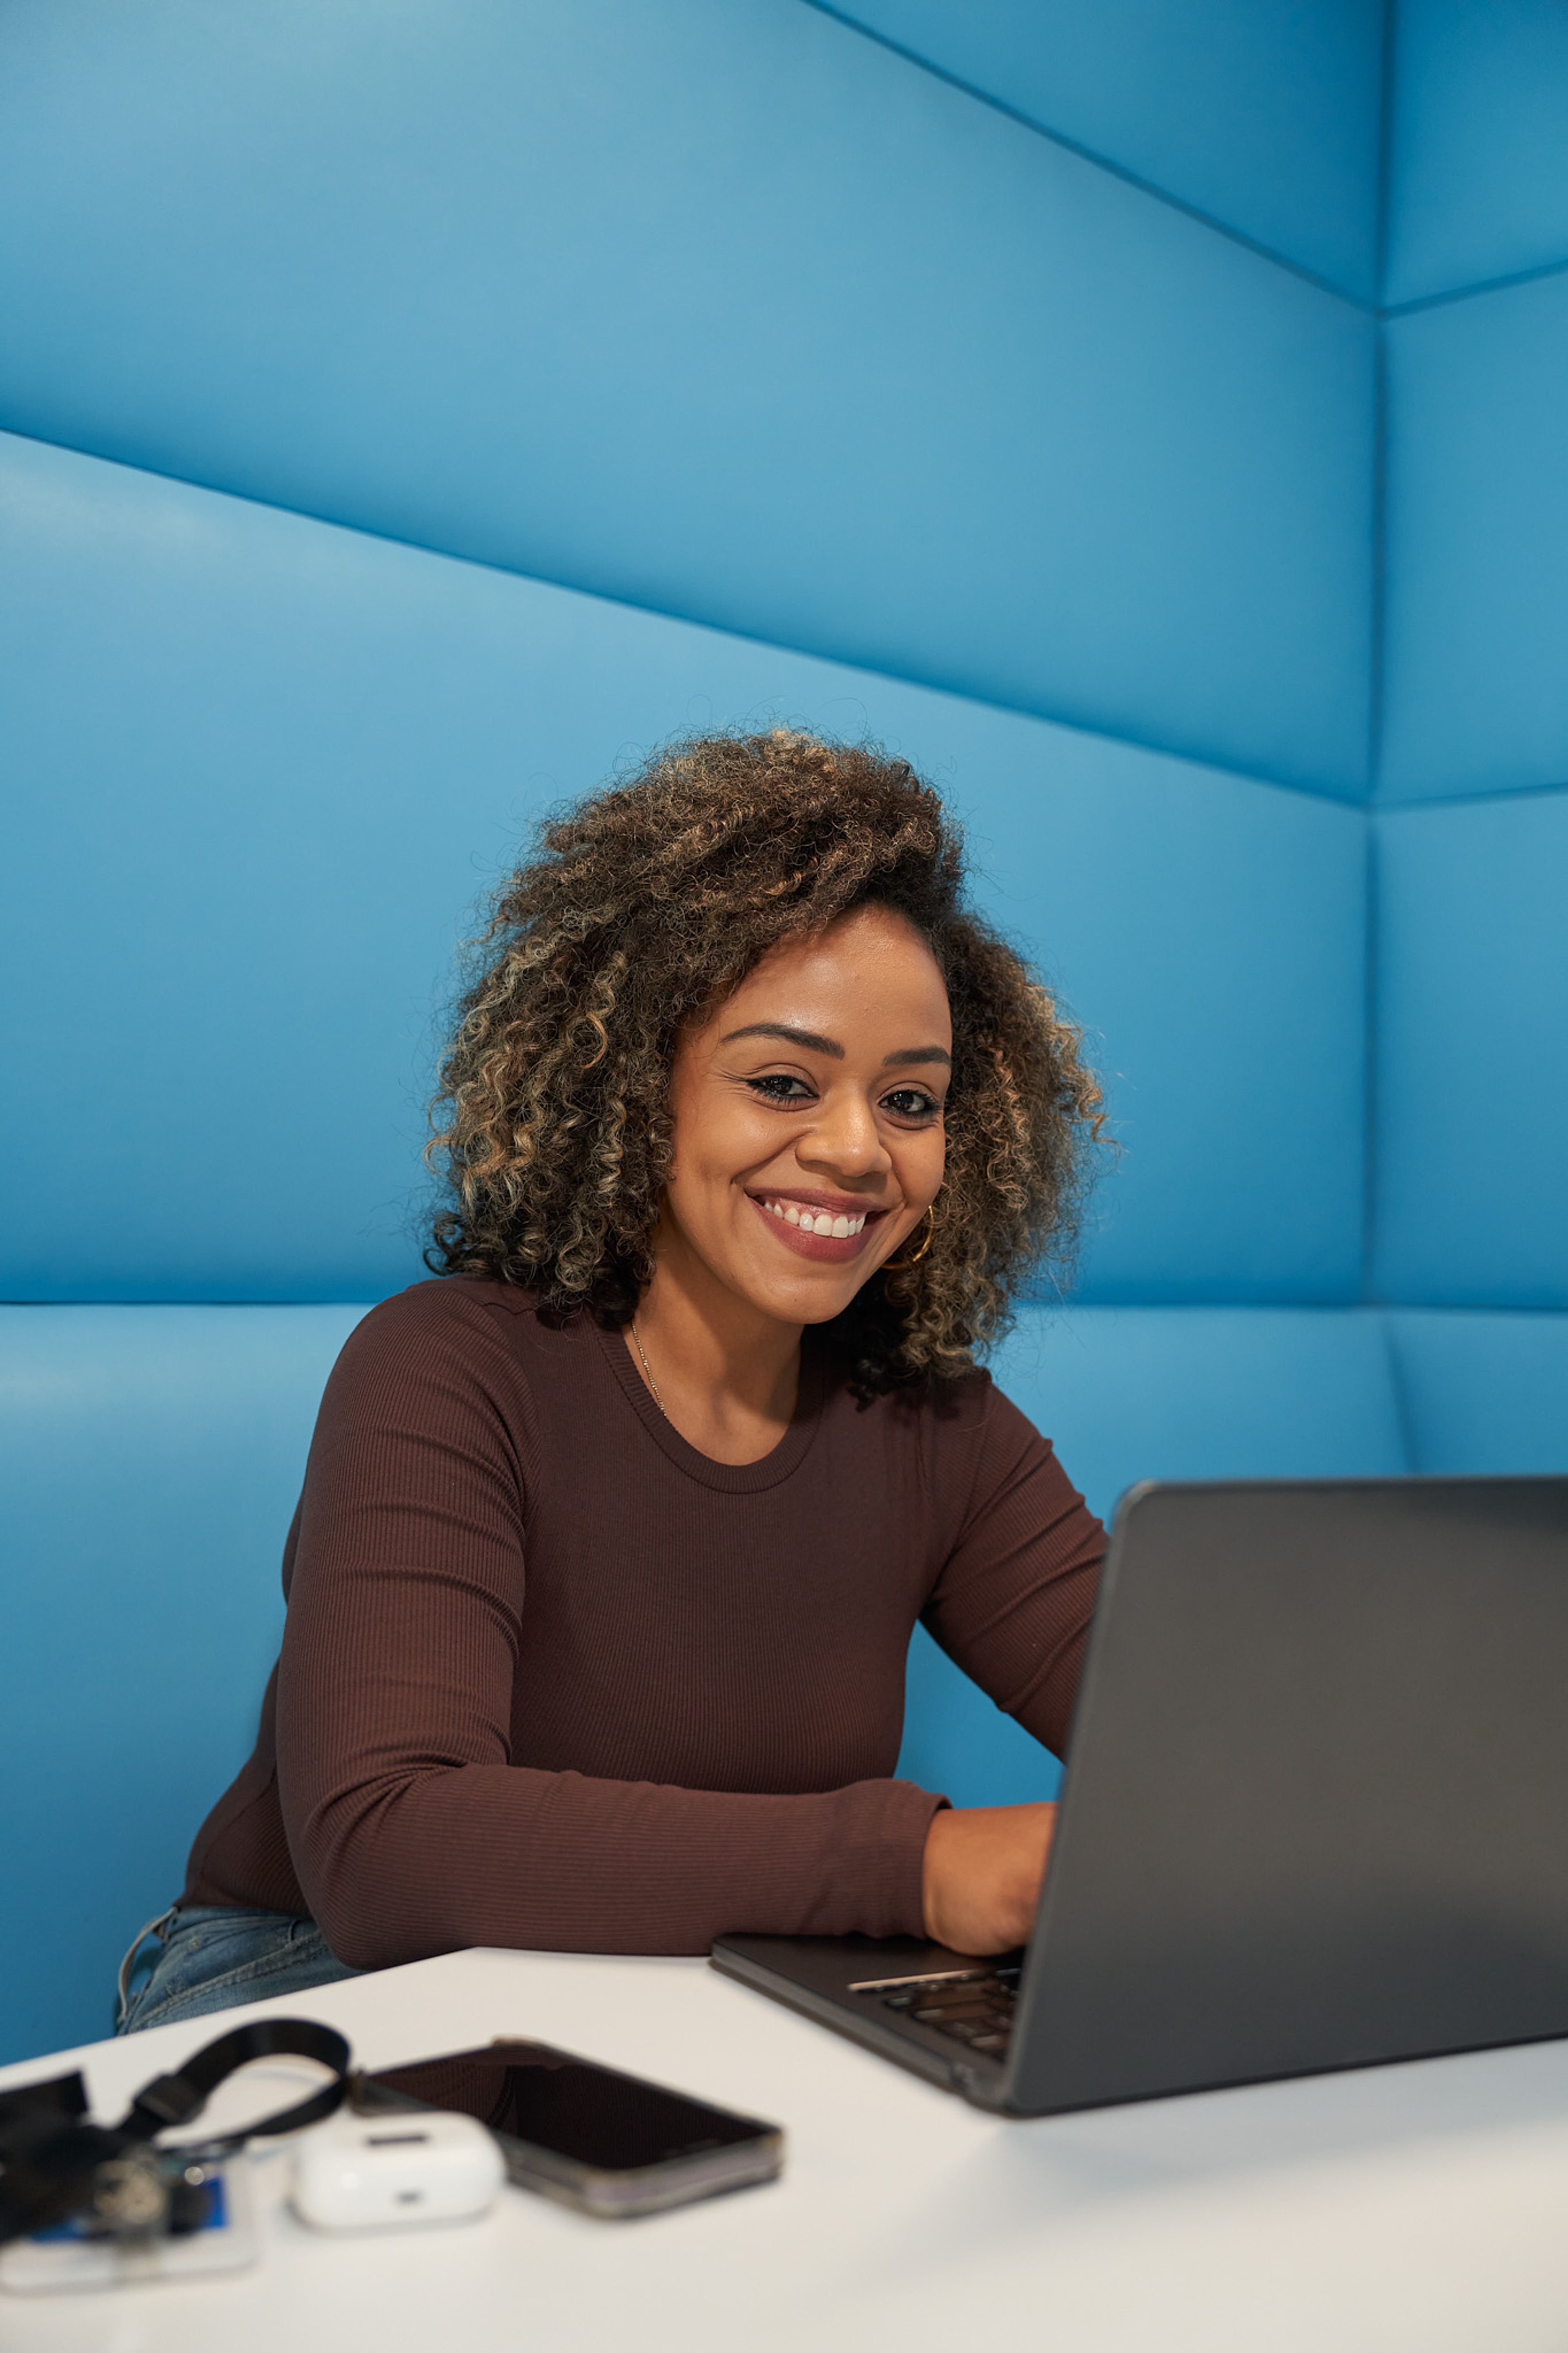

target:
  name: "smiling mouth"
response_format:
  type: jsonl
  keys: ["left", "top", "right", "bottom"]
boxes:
{"left": 756, "top": 1195, "right": 872, "bottom": 1238}
{"left": 746, "top": 1192, "right": 894, "bottom": 1264}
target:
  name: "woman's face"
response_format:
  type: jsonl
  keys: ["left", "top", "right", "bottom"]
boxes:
{"left": 658, "top": 905, "right": 951, "bottom": 1327}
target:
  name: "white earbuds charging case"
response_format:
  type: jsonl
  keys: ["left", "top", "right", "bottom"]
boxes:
{"left": 292, "top": 2108, "right": 505, "bottom": 2231}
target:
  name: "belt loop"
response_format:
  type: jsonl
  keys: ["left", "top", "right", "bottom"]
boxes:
{"left": 115, "top": 1906, "right": 180, "bottom": 2027}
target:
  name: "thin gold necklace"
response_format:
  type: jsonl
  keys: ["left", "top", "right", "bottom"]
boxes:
{"left": 630, "top": 1318, "right": 666, "bottom": 1416}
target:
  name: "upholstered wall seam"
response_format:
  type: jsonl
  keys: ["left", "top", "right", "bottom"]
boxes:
{"left": 1374, "top": 0, "right": 1400, "bottom": 311}
{"left": 1375, "top": 1307, "right": 1420, "bottom": 1472}
{"left": 1365, "top": 336, "right": 1391, "bottom": 799}
{"left": 1363, "top": 0, "right": 1392, "bottom": 1282}
{"left": 797, "top": 0, "right": 1380, "bottom": 310}
{"left": 1371, "top": 776, "right": 1568, "bottom": 814}
{"left": 1361, "top": 812, "right": 1383, "bottom": 1307}
{"left": 1381, "top": 250, "right": 1568, "bottom": 320}
{"left": 0, "top": 422, "right": 1358, "bottom": 816}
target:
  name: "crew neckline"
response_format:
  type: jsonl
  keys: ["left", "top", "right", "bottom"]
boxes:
{"left": 593, "top": 1317, "right": 829, "bottom": 1494}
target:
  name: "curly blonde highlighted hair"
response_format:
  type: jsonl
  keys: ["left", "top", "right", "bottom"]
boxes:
{"left": 428, "top": 730, "right": 1104, "bottom": 1396}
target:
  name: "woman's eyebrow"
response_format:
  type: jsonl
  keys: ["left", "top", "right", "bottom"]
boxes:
{"left": 719, "top": 1024, "right": 952, "bottom": 1069}
{"left": 721, "top": 1021, "right": 844, "bottom": 1057}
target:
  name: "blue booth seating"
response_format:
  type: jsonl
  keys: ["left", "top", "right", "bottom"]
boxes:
{"left": 8, "top": 1300, "right": 1568, "bottom": 2065}
{"left": 7, "top": 2, "right": 1568, "bottom": 2066}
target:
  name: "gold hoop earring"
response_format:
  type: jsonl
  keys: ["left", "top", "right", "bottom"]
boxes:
{"left": 883, "top": 1206, "right": 935, "bottom": 1272}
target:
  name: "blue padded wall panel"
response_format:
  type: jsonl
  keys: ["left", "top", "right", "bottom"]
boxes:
{"left": 0, "top": 0, "right": 1374, "bottom": 796}
{"left": 1387, "top": 1312, "right": 1568, "bottom": 1474}
{"left": 984, "top": 1305, "right": 1407, "bottom": 1523}
{"left": 1380, "top": 279, "right": 1568, "bottom": 803}
{"left": 965, "top": 743, "right": 1368, "bottom": 1306}
{"left": 0, "top": 433, "right": 1369, "bottom": 1306}
{"left": 896, "top": 1305, "right": 1408, "bottom": 1807}
{"left": 823, "top": 0, "right": 1385, "bottom": 300}
{"left": 1374, "top": 796, "right": 1568, "bottom": 1307}
{"left": 1385, "top": 0, "right": 1568, "bottom": 308}
{"left": 0, "top": 1305, "right": 370, "bottom": 2064}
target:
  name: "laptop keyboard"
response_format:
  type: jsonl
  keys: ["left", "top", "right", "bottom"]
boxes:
{"left": 862, "top": 1963, "right": 1021, "bottom": 2057}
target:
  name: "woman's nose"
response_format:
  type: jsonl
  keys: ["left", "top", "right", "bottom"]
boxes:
{"left": 801, "top": 1090, "right": 891, "bottom": 1178}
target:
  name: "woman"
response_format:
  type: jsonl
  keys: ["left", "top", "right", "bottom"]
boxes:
{"left": 117, "top": 730, "right": 1107, "bottom": 2033}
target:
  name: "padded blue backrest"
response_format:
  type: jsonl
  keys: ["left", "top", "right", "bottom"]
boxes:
{"left": 898, "top": 1304, "right": 1408, "bottom": 1807}
{"left": 1388, "top": 1313, "right": 1568, "bottom": 1474}
{"left": 0, "top": 1308, "right": 369, "bottom": 2060}
{"left": 3, "top": 1, "right": 1568, "bottom": 2063}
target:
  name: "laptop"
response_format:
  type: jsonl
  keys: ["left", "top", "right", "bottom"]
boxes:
{"left": 713, "top": 1477, "right": 1568, "bottom": 2116}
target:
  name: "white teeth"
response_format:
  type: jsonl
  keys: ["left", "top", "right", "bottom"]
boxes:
{"left": 758, "top": 1198, "right": 867, "bottom": 1236}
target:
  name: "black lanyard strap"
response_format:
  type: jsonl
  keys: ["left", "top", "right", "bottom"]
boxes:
{"left": 1, "top": 2019, "right": 353, "bottom": 2244}
{"left": 122, "top": 2018, "right": 352, "bottom": 2150}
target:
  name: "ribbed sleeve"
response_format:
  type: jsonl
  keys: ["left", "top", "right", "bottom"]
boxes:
{"left": 919, "top": 1386, "right": 1105, "bottom": 1761}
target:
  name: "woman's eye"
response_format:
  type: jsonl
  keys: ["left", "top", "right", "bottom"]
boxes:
{"left": 748, "top": 1073, "right": 815, "bottom": 1104}
{"left": 882, "top": 1088, "right": 940, "bottom": 1121}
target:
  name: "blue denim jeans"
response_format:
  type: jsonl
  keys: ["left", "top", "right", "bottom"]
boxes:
{"left": 115, "top": 1904, "right": 363, "bottom": 2034}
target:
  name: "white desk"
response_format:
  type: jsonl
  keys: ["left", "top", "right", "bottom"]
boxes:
{"left": 4, "top": 1947, "right": 1568, "bottom": 2352}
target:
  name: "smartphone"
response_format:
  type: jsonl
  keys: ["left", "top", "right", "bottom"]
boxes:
{"left": 351, "top": 2041, "right": 782, "bottom": 2220}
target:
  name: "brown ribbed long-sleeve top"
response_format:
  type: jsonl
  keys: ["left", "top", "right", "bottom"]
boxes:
{"left": 185, "top": 1277, "right": 1104, "bottom": 1969}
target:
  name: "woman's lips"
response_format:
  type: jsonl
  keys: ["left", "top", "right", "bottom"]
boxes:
{"left": 747, "top": 1192, "right": 888, "bottom": 1265}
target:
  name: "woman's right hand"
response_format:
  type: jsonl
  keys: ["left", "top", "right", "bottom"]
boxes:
{"left": 920, "top": 1801, "right": 1057, "bottom": 1954}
